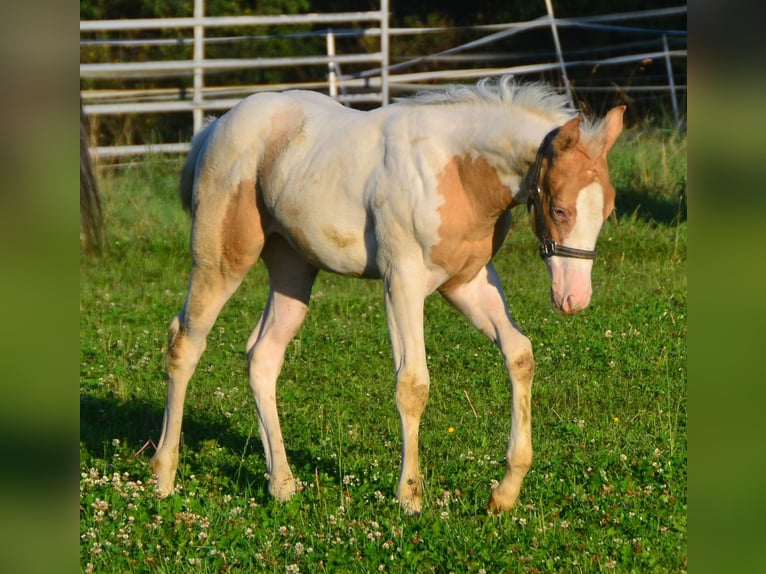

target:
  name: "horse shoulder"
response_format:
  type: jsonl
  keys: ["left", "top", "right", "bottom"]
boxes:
{"left": 429, "top": 154, "right": 515, "bottom": 290}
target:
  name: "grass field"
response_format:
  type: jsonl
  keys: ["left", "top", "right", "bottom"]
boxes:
{"left": 80, "top": 125, "right": 686, "bottom": 573}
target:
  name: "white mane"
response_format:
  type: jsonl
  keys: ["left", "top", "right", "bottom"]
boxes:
{"left": 402, "top": 75, "right": 578, "bottom": 126}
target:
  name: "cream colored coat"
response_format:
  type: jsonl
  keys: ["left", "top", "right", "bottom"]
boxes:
{"left": 152, "top": 77, "right": 624, "bottom": 514}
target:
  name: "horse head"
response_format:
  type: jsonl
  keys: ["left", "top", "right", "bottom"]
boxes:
{"left": 528, "top": 105, "right": 626, "bottom": 314}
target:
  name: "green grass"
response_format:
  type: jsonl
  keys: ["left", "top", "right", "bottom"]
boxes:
{"left": 80, "top": 128, "right": 686, "bottom": 573}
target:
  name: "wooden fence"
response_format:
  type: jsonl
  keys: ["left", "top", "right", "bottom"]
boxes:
{"left": 80, "top": 2, "right": 686, "bottom": 159}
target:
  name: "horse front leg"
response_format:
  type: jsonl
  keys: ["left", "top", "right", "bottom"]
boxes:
{"left": 440, "top": 263, "right": 533, "bottom": 511}
{"left": 491, "top": 341, "right": 534, "bottom": 512}
{"left": 383, "top": 269, "right": 430, "bottom": 515}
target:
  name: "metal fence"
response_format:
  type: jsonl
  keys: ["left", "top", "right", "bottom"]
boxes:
{"left": 80, "top": 2, "right": 686, "bottom": 159}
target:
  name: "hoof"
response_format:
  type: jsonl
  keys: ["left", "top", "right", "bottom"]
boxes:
{"left": 397, "top": 479, "right": 423, "bottom": 516}
{"left": 399, "top": 499, "right": 422, "bottom": 516}
{"left": 488, "top": 485, "right": 519, "bottom": 513}
{"left": 151, "top": 468, "right": 175, "bottom": 499}
{"left": 269, "top": 475, "right": 297, "bottom": 502}
{"left": 153, "top": 476, "right": 174, "bottom": 499}
{"left": 151, "top": 453, "right": 178, "bottom": 499}
{"left": 487, "top": 496, "right": 515, "bottom": 514}
{"left": 155, "top": 486, "right": 173, "bottom": 499}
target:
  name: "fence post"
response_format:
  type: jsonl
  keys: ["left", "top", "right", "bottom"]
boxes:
{"left": 544, "top": 0, "right": 573, "bottom": 108}
{"left": 193, "top": 0, "right": 205, "bottom": 133}
{"left": 326, "top": 30, "right": 338, "bottom": 99}
{"left": 662, "top": 33, "right": 680, "bottom": 125}
{"left": 380, "top": 0, "right": 389, "bottom": 106}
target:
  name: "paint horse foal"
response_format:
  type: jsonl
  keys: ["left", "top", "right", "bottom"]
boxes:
{"left": 152, "top": 77, "right": 624, "bottom": 514}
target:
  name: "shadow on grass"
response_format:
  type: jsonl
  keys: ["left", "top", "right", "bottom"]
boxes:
{"left": 79, "top": 393, "right": 345, "bottom": 497}
{"left": 615, "top": 185, "right": 687, "bottom": 225}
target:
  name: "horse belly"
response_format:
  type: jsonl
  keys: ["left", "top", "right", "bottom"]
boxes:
{"left": 271, "top": 202, "right": 379, "bottom": 278}
{"left": 253, "top": 105, "right": 388, "bottom": 277}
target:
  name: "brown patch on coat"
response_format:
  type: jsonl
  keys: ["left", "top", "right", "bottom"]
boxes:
{"left": 165, "top": 315, "right": 186, "bottom": 370}
{"left": 431, "top": 155, "right": 513, "bottom": 291}
{"left": 396, "top": 370, "right": 430, "bottom": 417}
{"left": 221, "top": 180, "right": 265, "bottom": 276}
{"left": 510, "top": 351, "right": 534, "bottom": 426}
{"left": 520, "top": 393, "right": 532, "bottom": 427}
{"left": 511, "top": 351, "right": 535, "bottom": 380}
{"left": 323, "top": 225, "right": 359, "bottom": 249}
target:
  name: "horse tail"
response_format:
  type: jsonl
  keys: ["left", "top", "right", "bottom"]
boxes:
{"left": 179, "top": 118, "right": 218, "bottom": 214}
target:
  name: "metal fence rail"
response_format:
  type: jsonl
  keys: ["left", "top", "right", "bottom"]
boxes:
{"left": 80, "top": 2, "right": 685, "bottom": 159}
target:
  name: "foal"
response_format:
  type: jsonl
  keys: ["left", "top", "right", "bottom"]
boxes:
{"left": 151, "top": 77, "right": 624, "bottom": 514}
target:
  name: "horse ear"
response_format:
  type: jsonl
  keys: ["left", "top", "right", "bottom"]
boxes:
{"left": 554, "top": 117, "right": 581, "bottom": 154}
{"left": 598, "top": 105, "right": 626, "bottom": 156}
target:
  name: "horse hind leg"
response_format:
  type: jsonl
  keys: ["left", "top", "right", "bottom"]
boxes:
{"left": 152, "top": 273, "right": 235, "bottom": 497}
{"left": 152, "top": 178, "right": 265, "bottom": 497}
{"left": 246, "top": 235, "right": 318, "bottom": 502}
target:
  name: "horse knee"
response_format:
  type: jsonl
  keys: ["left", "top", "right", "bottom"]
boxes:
{"left": 396, "top": 370, "right": 430, "bottom": 417}
{"left": 509, "top": 342, "right": 535, "bottom": 381}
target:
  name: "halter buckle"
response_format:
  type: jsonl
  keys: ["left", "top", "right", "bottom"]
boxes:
{"left": 538, "top": 239, "right": 598, "bottom": 260}
{"left": 538, "top": 239, "right": 557, "bottom": 259}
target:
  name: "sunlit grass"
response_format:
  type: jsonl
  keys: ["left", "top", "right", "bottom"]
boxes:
{"left": 81, "top": 126, "right": 686, "bottom": 572}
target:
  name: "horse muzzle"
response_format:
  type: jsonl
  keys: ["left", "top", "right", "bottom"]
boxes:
{"left": 548, "top": 259, "right": 593, "bottom": 315}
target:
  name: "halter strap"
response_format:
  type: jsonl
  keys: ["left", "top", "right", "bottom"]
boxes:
{"left": 526, "top": 129, "right": 598, "bottom": 261}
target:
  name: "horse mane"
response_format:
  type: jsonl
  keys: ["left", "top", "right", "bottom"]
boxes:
{"left": 404, "top": 75, "right": 618, "bottom": 154}
{"left": 402, "top": 75, "right": 578, "bottom": 126}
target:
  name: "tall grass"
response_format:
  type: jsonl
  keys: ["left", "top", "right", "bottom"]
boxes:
{"left": 80, "top": 126, "right": 686, "bottom": 573}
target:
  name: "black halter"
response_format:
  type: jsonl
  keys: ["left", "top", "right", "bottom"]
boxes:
{"left": 526, "top": 129, "right": 598, "bottom": 261}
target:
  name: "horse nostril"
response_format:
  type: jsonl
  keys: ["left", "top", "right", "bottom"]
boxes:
{"left": 560, "top": 295, "right": 570, "bottom": 312}
{"left": 562, "top": 295, "right": 580, "bottom": 315}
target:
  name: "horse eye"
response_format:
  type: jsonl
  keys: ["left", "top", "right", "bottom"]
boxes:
{"left": 552, "top": 207, "right": 567, "bottom": 220}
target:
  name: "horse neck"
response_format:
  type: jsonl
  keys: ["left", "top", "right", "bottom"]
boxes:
{"left": 437, "top": 105, "right": 561, "bottom": 202}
